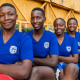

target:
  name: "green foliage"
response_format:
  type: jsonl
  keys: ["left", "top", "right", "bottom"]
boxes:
{"left": 66, "top": 27, "right": 68, "bottom": 31}
{"left": 43, "top": 26, "right": 45, "bottom": 29}
{"left": 0, "top": 24, "right": 45, "bottom": 32}
{"left": 15, "top": 24, "right": 45, "bottom": 32}
{"left": 24, "top": 26, "right": 34, "bottom": 32}
{"left": 0, "top": 25, "right": 3, "bottom": 30}
{"left": 48, "top": 26, "right": 54, "bottom": 32}
{"left": 15, "top": 24, "right": 19, "bottom": 30}
{"left": 15, "top": 24, "right": 34, "bottom": 32}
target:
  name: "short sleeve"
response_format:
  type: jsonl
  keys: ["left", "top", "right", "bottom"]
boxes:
{"left": 20, "top": 34, "right": 33, "bottom": 62}
{"left": 71, "top": 38, "right": 79, "bottom": 55}
{"left": 49, "top": 33, "right": 59, "bottom": 55}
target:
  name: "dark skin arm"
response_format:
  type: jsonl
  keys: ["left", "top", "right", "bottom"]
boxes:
{"left": 15, "top": 55, "right": 58, "bottom": 67}
{"left": 58, "top": 54, "right": 78, "bottom": 63}
{"left": 0, "top": 60, "right": 32, "bottom": 79}
{"left": 78, "top": 49, "right": 80, "bottom": 54}
{"left": 34, "top": 55, "right": 58, "bottom": 67}
{"left": 58, "top": 55, "right": 72, "bottom": 63}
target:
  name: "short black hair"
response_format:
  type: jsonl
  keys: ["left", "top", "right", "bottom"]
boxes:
{"left": 67, "top": 17, "right": 78, "bottom": 25}
{"left": 53, "top": 18, "right": 66, "bottom": 25}
{"left": 31, "top": 7, "right": 45, "bottom": 17}
{"left": 0, "top": 3, "right": 16, "bottom": 12}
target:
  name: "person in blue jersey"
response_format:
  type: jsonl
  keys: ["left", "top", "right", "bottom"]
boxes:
{"left": 0, "top": 3, "right": 33, "bottom": 80}
{"left": 54, "top": 18, "right": 79, "bottom": 80}
{"left": 65, "top": 18, "right": 80, "bottom": 56}
{"left": 65, "top": 17, "right": 80, "bottom": 80}
{"left": 26, "top": 8, "right": 59, "bottom": 80}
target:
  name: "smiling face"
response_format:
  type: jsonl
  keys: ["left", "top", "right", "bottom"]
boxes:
{"left": 67, "top": 19, "right": 77, "bottom": 32}
{"left": 31, "top": 10, "right": 46, "bottom": 30}
{"left": 0, "top": 6, "right": 18, "bottom": 30}
{"left": 54, "top": 19, "right": 65, "bottom": 35}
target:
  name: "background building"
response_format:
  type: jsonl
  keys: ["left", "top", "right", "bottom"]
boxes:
{"left": 0, "top": 0, "right": 80, "bottom": 32}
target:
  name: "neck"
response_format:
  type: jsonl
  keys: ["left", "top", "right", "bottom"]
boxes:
{"left": 68, "top": 31, "right": 75, "bottom": 37}
{"left": 33, "top": 28, "right": 44, "bottom": 35}
{"left": 56, "top": 33, "right": 65, "bottom": 45}
{"left": 56, "top": 33, "right": 64, "bottom": 39}
{"left": 68, "top": 31, "right": 75, "bottom": 34}
{"left": 33, "top": 28, "right": 44, "bottom": 42}
{"left": 2, "top": 28, "right": 15, "bottom": 36}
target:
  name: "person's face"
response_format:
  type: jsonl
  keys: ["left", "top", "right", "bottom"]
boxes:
{"left": 54, "top": 19, "right": 65, "bottom": 35}
{"left": 67, "top": 19, "right": 77, "bottom": 32}
{"left": 31, "top": 10, "right": 46, "bottom": 30}
{"left": 0, "top": 6, "right": 18, "bottom": 30}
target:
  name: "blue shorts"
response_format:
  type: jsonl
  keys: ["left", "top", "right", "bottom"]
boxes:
{"left": 56, "top": 62, "right": 79, "bottom": 69}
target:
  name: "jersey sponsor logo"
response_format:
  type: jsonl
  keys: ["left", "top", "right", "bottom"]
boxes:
{"left": 10, "top": 46, "right": 17, "bottom": 54}
{"left": 44, "top": 42, "right": 49, "bottom": 48}
{"left": 78, "top": 42, "right": 80, "bottom": 46}
{"left": 66, "top": 46, "right": 71, "bottom": 52}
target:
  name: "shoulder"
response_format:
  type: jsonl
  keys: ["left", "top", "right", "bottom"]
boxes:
{"left": 45, "top": 30, "right": 55, "bottom": 35}
{"left": 65, "top": 34, "right": 76, "bottom": 43}
{"left": 0, "top": 29, "right": 2, "bottom": 35}
{"left": 65, "top": 34, "right": 75, "bottom": 39}
{"left": 44, "top": 30, "right": 57, "bottom": 42}
{"left": 25, "top": 30, "right": 33, "bottom": 36}
{"left": 16, "top": 30, "right": 32, "bottom": 42}
{"left": 65, "top": 31, "right": 69, "bottom": 35}
{"left": 44, "top": 30, "right": 56, "bottom": 39}
{"left": 76, "top": 31, "right": 80, "bottom": 36}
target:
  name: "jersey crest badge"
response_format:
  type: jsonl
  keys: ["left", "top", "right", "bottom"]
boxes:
{"left": 10, "top": 46, "right": 17, "bottom": 54}
{"left": 78, "top": 42, "right": 80, "bottom": 46}
{"left": 66, "top": 46, "right": 71, "bottom": 52}
{"left": 44, "top": 42, "right": 49, "bottom": 48}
